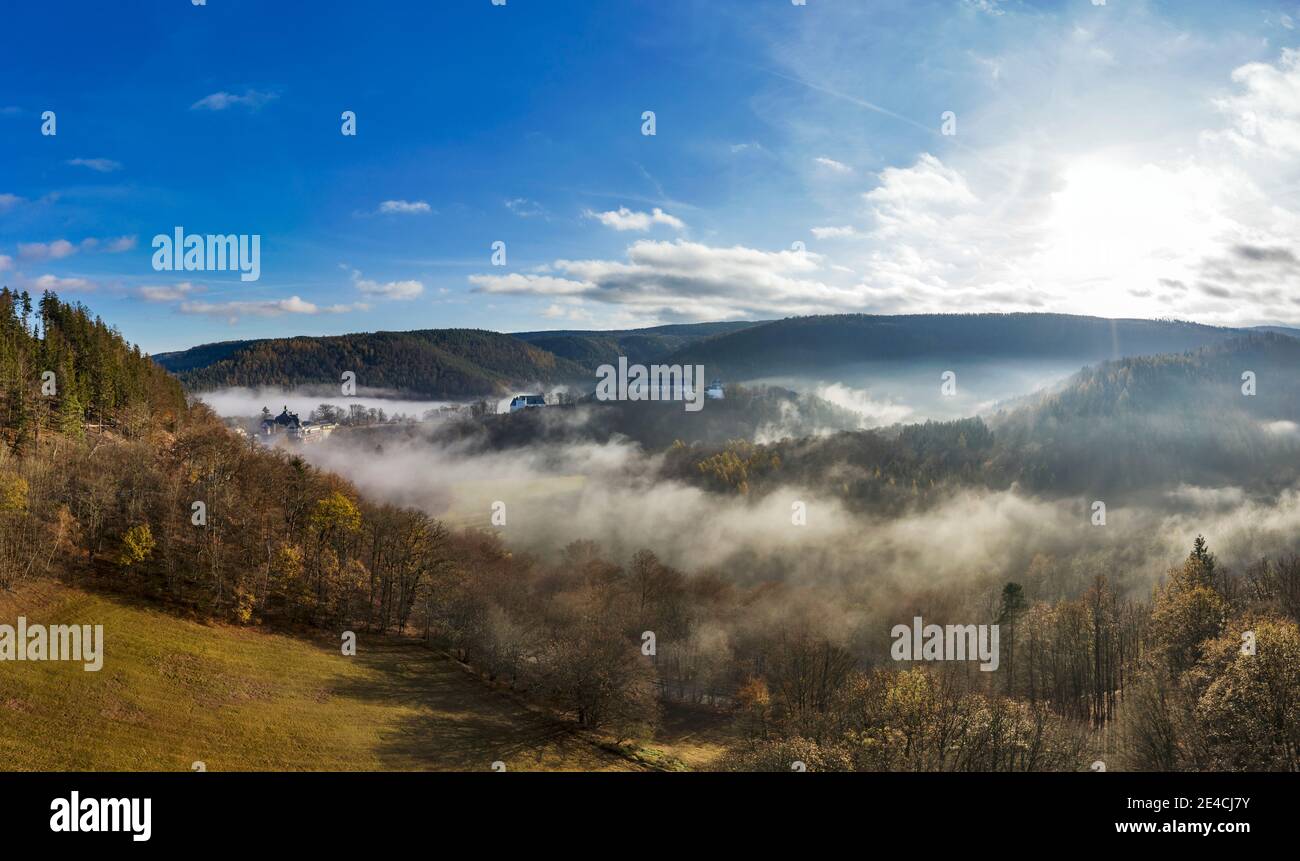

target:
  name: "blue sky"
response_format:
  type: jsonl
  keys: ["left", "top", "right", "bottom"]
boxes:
{"left": 2, "top": 0, "right": 1299, "bottom": 354}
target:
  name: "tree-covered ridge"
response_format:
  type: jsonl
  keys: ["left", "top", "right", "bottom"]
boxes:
{"left": 0, "top": 288, "right": 185, "bottom": 446}
{"left": 666, "top": 334, "right": 1300, "bottom": 506}
{"left": 159, "top": 328, "right": 592, "bottom": 398}
{"left": 991, "top": 332, "right": 1300, "bottom": 494}
{"left": 152, "top": 313, "right": 1262, "bottom": 399}
{"left": 667, "top": 312, "right": 1244, "bottom": 379}
{"left": 157, "top": 320, "right": 762, "bottom": 392}
{"left": 513, "top": 320, "right": 763, "bottom": 371}
{"left": 515, "top": 334, "right": 625, "bottom": 370}
{"left": 1003, "top": 332, "right": 1300, "bottom": 421}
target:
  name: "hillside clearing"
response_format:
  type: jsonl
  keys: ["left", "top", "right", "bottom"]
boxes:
{"left": 0, "top": 582, "right": 655, "bottom": 771}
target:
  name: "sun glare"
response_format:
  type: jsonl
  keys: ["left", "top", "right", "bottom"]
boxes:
{"left": 1041, "top": 158, "right": 1227, "bottom": 316}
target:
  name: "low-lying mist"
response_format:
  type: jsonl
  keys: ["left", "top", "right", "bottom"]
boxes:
{"left": 195, "top": 386, "right": 458, "bottom": 421}
{"left": 198, "top": 358, "right": 1300, "bottom": 627}
{"left": 295, "top": 424, "right": 1300, "bottom": 610}
{"left": 751, "top": 358, "right": 1090, "bottom": 425}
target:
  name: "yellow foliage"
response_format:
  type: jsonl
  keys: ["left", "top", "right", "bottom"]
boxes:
{"left": 0, "top": 473, "right": 29, "bottom": 515}
{"left": 117, "top": 523, "right": 156, "bottom": 568}
{"left": 310, "top": 490, "right": 362, "bottom": 536}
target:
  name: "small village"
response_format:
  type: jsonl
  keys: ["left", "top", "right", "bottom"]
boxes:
{"left": 242, "top": 380, "right": 728, "bottom": 444}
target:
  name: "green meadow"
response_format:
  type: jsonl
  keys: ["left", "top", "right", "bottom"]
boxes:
{"left": 0, "top": 582, "right": 651, "bottom": 772}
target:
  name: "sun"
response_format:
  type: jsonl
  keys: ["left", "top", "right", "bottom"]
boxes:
{"left": 1039, "top": 157, "right": 1229, "bottom": 317}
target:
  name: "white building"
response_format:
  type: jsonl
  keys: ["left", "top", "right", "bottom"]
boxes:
{"left": 509, "top": 394, "right": 546, "bottom": 412}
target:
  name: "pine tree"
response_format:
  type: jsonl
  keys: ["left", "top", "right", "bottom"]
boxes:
{"left": 1191, "top": 534, "right": 1216, "bottom": 581}
{"left": 998, "top": 582, "right": 1028, "bottom": 694}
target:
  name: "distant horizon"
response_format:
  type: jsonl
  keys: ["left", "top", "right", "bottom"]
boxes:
{"left": 137, "top": 309, "right": 1294, "bottom": 358}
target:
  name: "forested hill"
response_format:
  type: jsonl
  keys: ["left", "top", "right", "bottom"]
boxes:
{"left": 156, "top": 328, "right": 591, "bottom": 398}
{"left": 0, "top": 288, "right": 185, "bottom": 443}
{"left": 666, "top": 313, "right": 1247, "bottom": 379}
{"left": 665, "top": 334, "right": 1300, "bottom": 506}
{"left": 512, "top": 320, "right": 762, "bottom": 371}
{"left": 154, "top": 313, "right": 1283, "bottom": 399}
{"left": 998, "top": 332, "right": 1300, "bottom": 424}
{"left": 989, "top": 332, "right": 1300, "bottom": 493}
{"left": 156, "top": 320, "right": 762, "bottom": 394}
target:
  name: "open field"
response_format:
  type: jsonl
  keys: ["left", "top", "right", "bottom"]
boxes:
{"left": 0, "top": 582, "right": 707, "bottom": 772}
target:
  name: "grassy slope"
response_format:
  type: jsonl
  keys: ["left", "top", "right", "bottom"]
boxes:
{"left": 0, "top": 582, "right": 655, "bottom": 772}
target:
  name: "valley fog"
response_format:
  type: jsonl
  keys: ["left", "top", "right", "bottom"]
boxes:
{"left": 289, "top": 412, "right": 1300, "bottom": 606}
{"left": 198, "top": 367, "right": 1300, "bottom": 611}
{"left": 195, "top": 386, "right": 459, "bottom": 422}
{"left": 753, "top": 358, "right": 1090, "bottom": 425}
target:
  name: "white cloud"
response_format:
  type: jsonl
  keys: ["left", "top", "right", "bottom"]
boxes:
{"left": 15, "top": 236, "right": 136, "bottom": 261}
{"left": 864, "top": 153, "right": 978, "bottom": 238}
{"left": 103, "top": 236, "right": 137, "bottom": 253}
{"left": 811, "top": 225, "right": 858, "bottom": 239}
{"left": 505, "top": 198, "right": 547, "bottom": 218}
{"left": 814, "top": 156, "right": 853, "bottom": 174}
{"left": 28, "top": 274, "right": 95, "bottom": 292}
{"left": 0, "top": 255, "right": 11, "bottom": 272}
{"left": 18, "top": 240, "right": 77, "bottom": 261}
{"left": 66, "top": 157, "right": 122, "bottom": 173}
{"left": 471, "top": 239, "right": 864, "bottom": 321}
{"left": 0, "top": 193, "right": 20, "bottom": 212}
{"left": 584, "top": 206, "right": 686, "bottom": 232}
{"left": 468, "top": 273, "right": 593, "bottom": 296}
{"left": 377, "top": 199, "right": 432, "bottom": 215}
{"left": 179, "top": 296, "right": 364, "bottom": 322}
{"left": 348, "top": 268, "right": 423, "bottom": 300}
{"left": 1210, "top": 48, "right": 1300, "bottom": 158}
{"left": 191, "top": 90, "right": 278, "bottom": 111}
{"left": 962, "top": 0, "right": 1005, "bottom": 15}
{"left": 139, "top": 282, "right": 199, "bottom": 302}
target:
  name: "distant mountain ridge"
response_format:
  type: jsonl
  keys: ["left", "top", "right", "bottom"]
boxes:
{"left": 511, "top": 320, "right": 763, "bottom": 369}
{"left": 156, "top": 313, "right": 1283, "bottom": 399}
{"left": 156, "top": 320, "right": 761, "bottom": 396}
{"left": 665, "top": 313, "right": 1249, "bottom": 379}
{"left": 156, "top": 329, "right": 590, "bottom": 398}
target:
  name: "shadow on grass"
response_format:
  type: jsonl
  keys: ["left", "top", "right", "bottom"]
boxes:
{"left": 332, "top": 639, "right": 635, "bottom": 771}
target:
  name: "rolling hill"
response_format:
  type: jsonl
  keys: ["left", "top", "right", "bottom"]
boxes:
{"left": 665, "top": 333, "right": 1300, "bottom": 506}
{"left": 154, "top": 313, "right": 1283, "bottom": 400}
{"left": 666, "top": 313, "right": 1248, "bottom": 380}
{"left": 0, "top": 581, "right": 685, "bottom": 771}
{"left": 988, "top": 331, "right": 1300, "bottom": 494}
{"left": 155, "top": 321, "right": 761, "bottom": 397}
{"left": 155, "top": 329, "right": 591, "bottom": 398}
{"left": 512, "top": 321, "right": 763, "bottom": 370}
